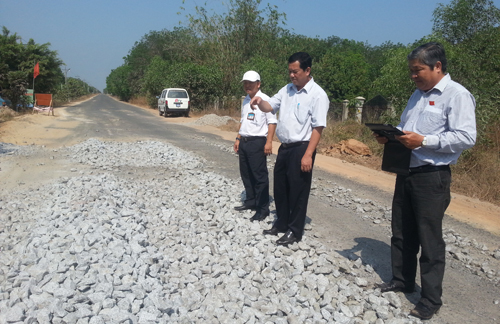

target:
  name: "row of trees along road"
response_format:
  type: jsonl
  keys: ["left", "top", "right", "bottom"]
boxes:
{"left": 106, "top": 0, "right": 499, "bottom": 139}
{"left": 0, "top": 27, "right": 99, "bottom": 109}
{"left": 109, "top": 0, "right": 499, "bottom": 204}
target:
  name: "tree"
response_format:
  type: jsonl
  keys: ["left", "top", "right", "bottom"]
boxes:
{"left": 432, "top": 0, "right": 500, "bottom": 44}
{"left": 124, "top": 28, "right": 199, "bottom": 95}
{"left": 0, "top": 27, "right": 64, "bottom": 108}
{"left": 240, "top": 56, "right": 287, "bottom": 96}
{"left": 315, "top": 49, "right": 370, "bottom": 102}
{"left": 142, "top": 56, "right": 224, "bottom": 109}
{"left": 106, "top": 65, "right": 132, "bottom": 101}
{"left": 183, "top": 0, "right": 287, "bottom": 95}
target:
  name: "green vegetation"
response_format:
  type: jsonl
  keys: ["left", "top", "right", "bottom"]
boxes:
{"left": 0, "top": 27, "right": 98, "bottom": 111}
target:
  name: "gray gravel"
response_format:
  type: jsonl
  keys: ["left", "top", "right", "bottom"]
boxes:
{"left": 190, "top": 114, "right": 238, "bottom": 127}
{"left": 0, "top": 138, "right": 498, "bottom": 324}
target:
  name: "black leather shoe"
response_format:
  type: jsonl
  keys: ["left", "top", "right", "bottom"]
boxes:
{"left": 250, "top": 210, "right": 269, "bottom": 221}
{"left": 276, "top": 230, "right": 299, "bottom": 246}
{"left": 409, "top": 299, "right": 441, "bottom": 320}
{"left": 234, "top": 205, "right": 255, "bottom": 211}
{"left": 377, "top": 281, "right": 414, "bottom": 293}
{"left": 263, "top": 226, "right": 280, "bottom": 235}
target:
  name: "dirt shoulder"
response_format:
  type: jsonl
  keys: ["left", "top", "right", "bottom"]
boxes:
{"left": 1, "top": 99, "right": 499, "bottom": 236}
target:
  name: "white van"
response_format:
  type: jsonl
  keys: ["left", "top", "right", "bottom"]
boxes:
{"left": 157, "top": 88, "right": 190, "bottom": 117}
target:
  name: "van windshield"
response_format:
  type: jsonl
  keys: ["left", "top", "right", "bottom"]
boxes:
{"left": 168, "top": 91, "right": 188, "bottom": 98}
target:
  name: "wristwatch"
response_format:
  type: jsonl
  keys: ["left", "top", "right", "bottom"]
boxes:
{"left": 421, "top": 136, "right": 427, "bottom": 147}
{"left": 236, "top": 137, "right": 240, "bottom": 141}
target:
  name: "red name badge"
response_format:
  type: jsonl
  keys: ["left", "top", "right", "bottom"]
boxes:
{"left": 429, "top": 101, "right": 435, "bottom": 106}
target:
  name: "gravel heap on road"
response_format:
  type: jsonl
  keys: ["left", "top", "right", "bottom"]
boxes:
{"left": 0, "top": 138, "right": 498, "bottom": 323}
{"left": 190, "top": 114, "right": 238, "bottom": 127}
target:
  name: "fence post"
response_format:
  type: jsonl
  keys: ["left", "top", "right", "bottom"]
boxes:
{"left": 355, "top": 96, "right": 365, "bottom": 124}
{"left": 342, "top": 99, "right": 349, "bottom": 121}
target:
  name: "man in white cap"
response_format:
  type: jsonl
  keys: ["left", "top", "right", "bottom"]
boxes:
{"left": 234, "top": 71, "right": 277, "bottom": 221}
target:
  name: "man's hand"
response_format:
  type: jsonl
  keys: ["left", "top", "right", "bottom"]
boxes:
{"left": 233, "top": 140, "right": 240, "bottom": 153}
{"left": 301, "top": 154, "right": 313, "bottom": 172}
{"left": 249, "top": 96, "right": 262, "bottom": 110}
{"left": 396, "top": 131, "right": 425, "bottom": 149}
{"left": 373, "top": 132, "right": 388, "bottom": 144}
{"left": 264, "top": 142, "right": 272, "bottom": 156}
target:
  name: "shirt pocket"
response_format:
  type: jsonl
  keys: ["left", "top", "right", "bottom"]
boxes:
{"left": 294, "top": 104, "right": 311, "bottom": 125}
{"left": 417, "top": 105, "right": 446, "bottom": 134}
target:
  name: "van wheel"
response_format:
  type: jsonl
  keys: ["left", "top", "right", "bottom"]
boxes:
{"left": 184, "top": 111, "right": 189, "bottom": 117}
{"left": 158, "top": 107, "right": 163, "bottom": 116}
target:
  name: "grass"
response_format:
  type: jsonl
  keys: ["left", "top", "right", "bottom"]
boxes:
{"left": 0, "top": 107, "right": 17, "bottom": 123}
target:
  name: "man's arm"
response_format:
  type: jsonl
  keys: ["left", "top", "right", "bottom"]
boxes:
{"left": 234, "top": 123, "right": 242, "bottom": 153}
{"left": 249, "top": 96, "right": 273, "bottom": 113}
{"left": 301, "top": 127, "right": 323, "bottom": 172}
{"left": 264, "top": 123, "right": 277, "bottom": 156}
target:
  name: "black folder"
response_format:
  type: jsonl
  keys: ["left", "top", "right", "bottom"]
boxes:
{"left": 365, "top": 123, "right": 411, "bottom": 175}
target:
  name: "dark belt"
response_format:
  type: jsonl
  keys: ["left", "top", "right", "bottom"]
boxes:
{"left": 409, "top": 165, "right": 450, "bottom": 174}
{"left": 240, "top": 136, "right": 266, "bottom": 142}
{"left": 281, "top": 141, "right": 309, "bottom": 148}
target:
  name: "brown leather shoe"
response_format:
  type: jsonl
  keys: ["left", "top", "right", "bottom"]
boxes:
{"left": 410, "top": 299, "right": 441, "bottom": 320}
{"left": 377, "top": 281, "right": 414, "bottom": 293}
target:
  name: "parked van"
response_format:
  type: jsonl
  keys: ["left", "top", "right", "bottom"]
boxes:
{"left": 157, "top": 88, "right": 190, "bottom": 117}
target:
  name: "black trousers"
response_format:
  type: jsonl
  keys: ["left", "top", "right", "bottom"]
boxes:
{"left": 391, "top": 169, "right": 451, "bottom": 306}
{"left": 273, "top": 142, "right": 315, "bottom": 240}
{"left": 238, "top": 137, "right": 269, "bottom": 213}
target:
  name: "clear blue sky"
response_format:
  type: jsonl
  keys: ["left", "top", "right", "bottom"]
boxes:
{"left": 2, "top": 0, "right": 499, "bottom": 92}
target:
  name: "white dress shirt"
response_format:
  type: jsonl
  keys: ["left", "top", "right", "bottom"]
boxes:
{"left": 398, "top": 74, "right": 476, "bottom": 167}
{"left": 239, "top": 90, "right": 277, "bottom": 137}
{"left": 267, "top": 77, "right": 329, "bottom": 143}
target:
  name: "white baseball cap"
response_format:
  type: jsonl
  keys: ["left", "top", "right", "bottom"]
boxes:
{"left": 241, "top": 70, "right": 260, "bottom": 82}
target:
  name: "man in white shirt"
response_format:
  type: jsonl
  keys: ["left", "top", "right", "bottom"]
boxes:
{"left": 374, "top": 42, "right": 476, "bottom": 320}
{"left": 234, "top": 71, "right": 277, "bottom": 221}
{"left": 250, "top": 52, "right": 330, "bottom": 245}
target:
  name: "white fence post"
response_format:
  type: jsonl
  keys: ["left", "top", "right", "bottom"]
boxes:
{"left": 342, "top": 99, "right": 349, "bottom": 121}
{"left": 355, "top": 96, "right": 365, "bottom": 124}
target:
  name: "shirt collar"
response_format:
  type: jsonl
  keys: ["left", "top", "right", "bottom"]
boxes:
{"left": 288, "top": 77, "right": 315, "bottom": 93}
{"left": 247, "top": 89, "right": 263, "bottom": 100}
{"left": 423, "top": 73, "right": 450, "bottom": 94}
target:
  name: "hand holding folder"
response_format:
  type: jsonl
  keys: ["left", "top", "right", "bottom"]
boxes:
{"left": 365, "top": 123, "right": 411, "bottom": 175}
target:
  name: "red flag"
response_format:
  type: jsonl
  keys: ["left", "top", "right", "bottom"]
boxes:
{"left": 34, "top": 62, "right": 40, "bottom": 79}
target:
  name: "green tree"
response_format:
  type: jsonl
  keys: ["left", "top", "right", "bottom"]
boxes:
{"left": 0, "top": 27, "right": 64, "bottom": 108}
{"left": 125, "top": 27, "right": 199, "bottom": 96}
{"left": 240, "top": 55, "right": 287, "bottom": 96}
{"left": 183, "top": 0, "right": 287, "bottom": 95}
{"left": 315, "top": 49, "right": 370, "bottom": 102}
{"left": 143, "top": 56, "right": 224, "bottom": 109}
{"left": 106, "top": 65, "right": 132, "bottom": 101}
{"left": 432, "top": 0, "right": 500, "bottom": 44}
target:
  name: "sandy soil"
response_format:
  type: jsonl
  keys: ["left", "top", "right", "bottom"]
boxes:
{"left": 1, "top": 101, "right": 499, "bottom": 236}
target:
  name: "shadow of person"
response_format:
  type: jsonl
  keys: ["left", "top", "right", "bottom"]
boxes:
{"left": 336, "top": 237, "right": 422, "bottom": 304}
{"left": 336, "top": 237, "right": 392, "bottom": 280}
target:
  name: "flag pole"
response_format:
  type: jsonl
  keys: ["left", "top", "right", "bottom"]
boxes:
{"left": 33, "top": 60, "right": 35, "bottom": 93}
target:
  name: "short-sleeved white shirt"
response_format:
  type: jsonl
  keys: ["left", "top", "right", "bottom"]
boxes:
{"left": 267, "top": 77, "right": 329, "bottom": 143}
{"left": 239, "top": 90, "right": 277, "bottom": 137}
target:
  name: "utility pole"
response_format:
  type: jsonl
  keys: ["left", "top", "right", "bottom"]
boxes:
{"left": 63, "top": 67, "right": 70, "bottom": 84}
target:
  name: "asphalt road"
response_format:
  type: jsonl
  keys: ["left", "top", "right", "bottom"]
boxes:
{"left": 63, "top": 94, "right": 499, "bottom": 323}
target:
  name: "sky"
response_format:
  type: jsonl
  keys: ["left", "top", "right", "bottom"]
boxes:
{"left": 2, "top": 0, "right": 499, "bottom": 92}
